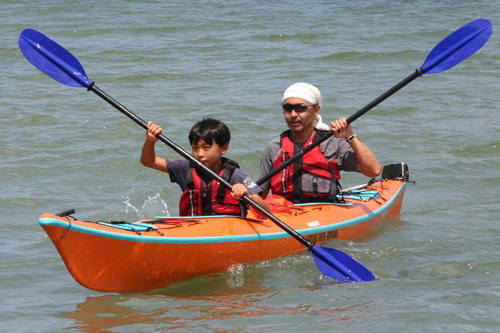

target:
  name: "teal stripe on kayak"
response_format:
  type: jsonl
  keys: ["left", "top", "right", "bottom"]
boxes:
{"left": 39, "top": 183, "right": 406, "bottom": 245}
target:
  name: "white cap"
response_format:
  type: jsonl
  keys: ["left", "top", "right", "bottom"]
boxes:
{"left": 283, "top": 82, "right": 329, "bottom": 130}
{"left": 283, "top": 82, "right": 322, "bottom": 106}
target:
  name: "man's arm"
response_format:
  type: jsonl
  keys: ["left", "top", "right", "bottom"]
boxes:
{"left": 331, "top": 118, "right": 381, "bottom": 178}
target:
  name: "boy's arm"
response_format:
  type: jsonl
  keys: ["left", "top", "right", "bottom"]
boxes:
{"left": 249, "top": 193, "right": 272, "bottom": 213}
{"left": 260, "top": 188, "right": 270, "bottom": 200}
{"left": 140, "top": 121, "right": 168, "bottom": 173}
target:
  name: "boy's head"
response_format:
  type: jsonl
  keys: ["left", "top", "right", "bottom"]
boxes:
{"left": 189, "top": 118, "right": 231, "bottom": 147}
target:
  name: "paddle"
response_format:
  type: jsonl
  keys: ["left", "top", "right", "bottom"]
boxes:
{"left": 256, "top": 18, "right": 493, "bottom": 186}
{"left": 19, "top": 28, "right": 374, "bottom": 283}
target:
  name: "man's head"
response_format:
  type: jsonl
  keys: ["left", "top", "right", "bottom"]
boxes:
{"left": 282, "top": 83, "right": 322, "bottom": 138}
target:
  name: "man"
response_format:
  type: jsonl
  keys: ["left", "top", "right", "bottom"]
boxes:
{"left": 257, "top": 82, "right": 381, "bottom": 203}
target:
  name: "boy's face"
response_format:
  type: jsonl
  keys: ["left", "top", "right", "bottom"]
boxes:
{"left": 191, "top": 139, "right": 228, "bottom": 172}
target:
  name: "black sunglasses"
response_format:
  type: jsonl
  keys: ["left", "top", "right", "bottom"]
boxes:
{"left": 281, "top": 103, "right": 317, "bottom": 113}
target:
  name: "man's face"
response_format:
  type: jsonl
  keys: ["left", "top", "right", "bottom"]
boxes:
{"left": 282, "top": 97, "right": 320, "bottom": 135}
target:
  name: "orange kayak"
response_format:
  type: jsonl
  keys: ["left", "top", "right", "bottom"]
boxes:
{"left": 39, "top": 179, "right": 407, "bottom": 292}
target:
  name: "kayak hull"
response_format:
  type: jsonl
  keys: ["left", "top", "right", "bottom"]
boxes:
{"left": 39, "top": 180, "right": 406, "bottom": 292}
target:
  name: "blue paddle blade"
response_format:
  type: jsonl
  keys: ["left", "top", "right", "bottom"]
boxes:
{"left": 422, "top": 18, "right": 492, "bottom": 74}
{"left": 18, "top": 29, "right": 91, "bottom": 88}
{"left": 311, "top": 245, "right": 376, "bottom": 283}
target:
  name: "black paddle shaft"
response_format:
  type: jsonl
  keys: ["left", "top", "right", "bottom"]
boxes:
{"left": 87, "top": 83, "right": 316, "bottom": 250}
{"left": 255, "top": 69, "right": 422, "bottom": 186}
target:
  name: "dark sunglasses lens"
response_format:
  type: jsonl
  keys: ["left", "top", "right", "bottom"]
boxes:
{"left": 282, "top": 104, "right": 307, "bottom": 112}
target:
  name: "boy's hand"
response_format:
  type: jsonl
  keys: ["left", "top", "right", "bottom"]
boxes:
{"left": 232, "top": 183, "right": 272, "bottom": 214}
{"left": 231, "top": 183, "right": 249, "bottom": 200}
{"left": 146, "top": 121, "right": 162, "bottom": 143}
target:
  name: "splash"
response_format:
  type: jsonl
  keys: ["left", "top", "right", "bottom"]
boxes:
{"left": 226, "top": 263, "right": 245, "bottom": 287}
{"left": 122, "top": 194, "right": 170, "bottom": 219}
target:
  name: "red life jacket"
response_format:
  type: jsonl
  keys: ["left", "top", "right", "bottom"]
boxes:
{"left": 270, "top": 130, "right": 341, "bottom": 202}
{"left": 179, "top": 158, "right": 247, "bottom": 217}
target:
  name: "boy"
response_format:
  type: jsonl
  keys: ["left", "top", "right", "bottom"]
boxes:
{"left": 141, "top": 117, "right": 271, "bottom": 216}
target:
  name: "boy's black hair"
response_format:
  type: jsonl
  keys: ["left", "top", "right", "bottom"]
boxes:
{"left": 188, "top": 117, "right": 231, "bottom": 147}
